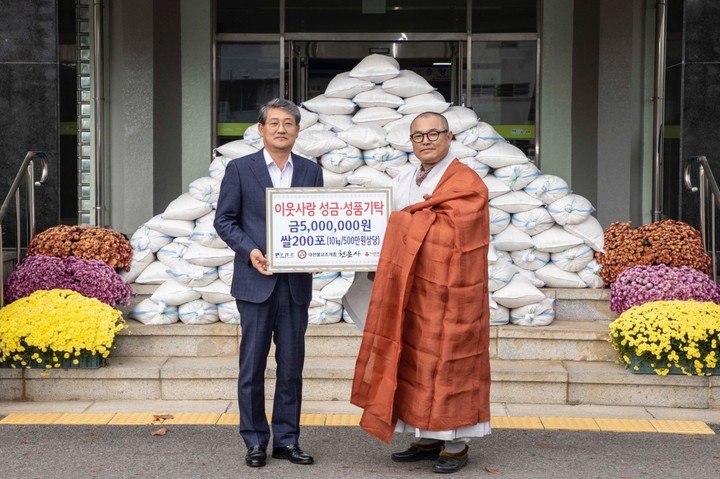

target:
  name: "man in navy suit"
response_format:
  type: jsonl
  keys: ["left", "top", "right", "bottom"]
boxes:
{"left": 214, "top": 98, "right": 324, "bottom": 468}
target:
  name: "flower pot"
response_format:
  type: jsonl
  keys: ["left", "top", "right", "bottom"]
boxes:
{"left": 0, "top": 353, "right": 106, "bottom": 369}
{"left": 629, "top": 356, "right": 720, "bottom": 376}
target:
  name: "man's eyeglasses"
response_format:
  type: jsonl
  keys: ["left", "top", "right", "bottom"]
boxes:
{"left": 409, "top": 130, "right": 449, "bottom": 144}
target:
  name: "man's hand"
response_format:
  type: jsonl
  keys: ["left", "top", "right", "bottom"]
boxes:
{"left": 250, "top": 248, "right": 272, "bottom": 276}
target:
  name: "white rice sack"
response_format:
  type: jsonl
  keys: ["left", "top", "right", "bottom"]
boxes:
{"left": 194, "top": 279, "right": 234, "bottom": 304}
{"left": 337, "top": 124, "right": 388, "bottom": 150}
{"left": 313, "top": 271, "right": 340, "bottom": 290}
{"left": 353, "top": 86, "right": 404, "bottom": 108}
{"left": 459, "top": 157, "right": 490, "bottom": 178}
{"left": 294, "top": 129, "right": 347, "bottom": 158}
{"left": 218, "top": 300, "right": 240, "bottom": 324}
{"left": 489, "top": 191, "right": 544, "bottom": 214}
{"left": 492, "top": 224, "right": 534, "bottom": 252}
{"left": 173, "top": 236, "right": 193, "bottom": 246}
{"left": 298, "top": 107, "right": 319, "bottom": 130}
{"left": 322, "top": 168, "right": 350, "bottom": 187}
{"left": 563, "top": 215, "right": 605, "bottom": 252}
{"left": 120, "top": 249, "right": 155, "bottom": 283}
{"left": 475, "top": 142, "right": 529, "bottom": 169}
{"left": 130, "top": 225, "right": 172, "bottom": 253}
{"left": 308, "top": 300, "right": 344, "bottom": 325}
{"left": 209, "top": 156, "right": 231, "bottom": 180}
{"left": 495, "top": 249, "right": 512, "bottom": 264}
{"left": 363, "top": 146, "right": 408, "bottom": 172}
{"left": 386, "top": 123, "right": 414, "bottom": 152}
{"left": 214, "top": 139, "right": 259, "bottom": 159}
{"left": 535, "top": 263, "right": 587, "bottom": 288}
{"left": 383, "top": 113, "right": 418, "bottom": 133}
{"left": 188, "top": 176, "right": 221, "bottom": 204}
{"left": 196, "top": 210, "right": 215, "bottom": 224}
{"left": 397, "top": 91, "right": 450, "bottom": 115}
{"left": 348, "top": 54, "right": 400, "bottom": 83}
{"left": 301, "top": 95, "right": 357, "bottom": 115}
{"left": 302, "top": 121, "right": 329, "bottom": 133}
{"left": 178, "top": 299, "right": 219, "bottom": 325}
{"left": 449, "top": 141, "right": 478, "bottom": 160}
{"left": 492, "top": 276, "right": 546, "bottom": 309}
{"left": 578, "top": 259, "right": 604, "bottom": 289}
{"left": 324, "top": 72, "right": 374, "bottom": 99}
{"left": 189, "top": 221, "right": 227, "bottom": 249}
{"left": 144, "top": 215, "right": 195, "bottom": 238}
{"left": 488, "top": 260, "right": 517, "bottom": 292}
{"left": 511, "top": 207, "right": 555, "bottom": 236}
{"left": 318, "top": 113, "right": 355, "bottom": 132}
{"left": 320, "top": 145, "right": 364, "bottom": 174}
{"left": 515, "top": 268, "right": 545, "bottom": 288}
{"left": 443, "top": 106, "right": 479, "bottom": 134}
{"left": 151, "top": 278, "right": 201, "bottom": 306}
{"left": 167, "top": 259, "right": 218, "bottom": 288}
{"left": 352, "top": 106, "right": 402, "bottom": 127}
{"left": 532, "top": 225, "right": 585, "bottom": 253}
{"left": 488, "top": 242, "right": 499, "bottom": 263}
{"left": 346, "top": 165, "right": 393, "bottom": 187}
{"left": 494, "top": 163, "right": 540, "bottom": 191}
{"left": 162, "top": 193, "right": 213, "bottom": 221}
{"left": 524, "top": 175, "right": 570, "bottom": 204}
{"left": 157, "top": 242, "right": 187, "bottom": 268}
{"left": 489, "top": 207, "right": 511, "bottom": 235}
{"left": 462, "top": 122, "right": 506, "bottom": 151}
{"left": 510, "top": 297, "right": 556, "bottom": 326}
{"left": 479, "top": 175, "right": 510, "bottom": 200}
{"left": 320, "top": 276, "right": 353, "bottom": 301}
{"left": 310, "top": 289, "right": 324, "bottom": 308}
{"left": 547, "top": 194, "right": 596, "bottom": 226}
{"left": 381, "top": 69, "right": 434, "bottom": 97}
{"left": 217, "top": 260, "right": 234, "bottom": 286}
{"left": 243, "top": 123, "right": 263, "bottom": 148}
{"left": 489, "top": 294, "right": 510, "bottom": 326}
{"left": 386, "top": 161, "right": 415, "bottom": 179}
{"left": 340, "top": 270, "right": 355, "bottom": 283}
{"left": 128, "top": 298, "right": 178, "bottom": 325}
{"left": 184, "top": 243, "right": 235, "bottom": 267}
{"left": 510, "top": 247, "right": 550, "bottom": 271}
{"left": 551, "top": 245, "right": 594, "bottom": 272}
{"left": 134, "top": 260, "right": 173, "bottom": 284}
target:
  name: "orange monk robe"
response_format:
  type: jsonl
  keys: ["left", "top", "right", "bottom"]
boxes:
{"left": 351, "top": 159, "right": 491, "bottom": 444}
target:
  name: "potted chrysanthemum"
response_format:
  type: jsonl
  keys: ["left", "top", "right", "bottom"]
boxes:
{"left": 0, "top": 289, "right": 126, "bottom": 369}
{"left": 609, "top": 300, "right": 720, "bottom": 376}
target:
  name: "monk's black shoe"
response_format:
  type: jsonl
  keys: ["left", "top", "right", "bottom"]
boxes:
{"left": 272, "top": 444, "right": 314, "bottom": 465}
{"left": 245, "top": 444, "right": 267, "bottom": 467}
{"left": 432, "top": 446, "right": 469, "bottom": 474}
{"left": 391, "top": 440, "right": 443, "bottom": 462}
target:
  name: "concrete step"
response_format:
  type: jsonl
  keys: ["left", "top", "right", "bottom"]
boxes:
{"left": 3, "top": 356, "right": 718, "bottom": 409}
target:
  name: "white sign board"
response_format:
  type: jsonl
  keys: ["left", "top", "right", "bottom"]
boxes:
{"left": 266, "top": 187, "right": 392, "bottom": 272}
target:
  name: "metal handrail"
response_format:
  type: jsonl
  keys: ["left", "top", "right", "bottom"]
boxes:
{"left": 0, "top": 151, "right": 49, "bottom": 307}
{"left": 684, "top": 155, "right": 720, "bottom": 280}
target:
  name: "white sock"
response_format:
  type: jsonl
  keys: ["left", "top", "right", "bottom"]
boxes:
{"left": 414, "top": 437, "right": 441, "bottom": 446}
{"left": 442, "top": 439, "right": 468, "bottom": 454}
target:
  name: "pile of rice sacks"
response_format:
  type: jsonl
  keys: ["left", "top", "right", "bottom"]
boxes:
{"left": 125, "top": 54, "right": 603, "bottom": 327}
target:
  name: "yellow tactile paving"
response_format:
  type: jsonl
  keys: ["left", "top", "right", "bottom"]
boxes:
{"left": 650, "top": 420, "right": 715, "bottom": 435}
{"left": 53, "top": 413, "right": 115, "bottom": 425}
{"left": 162, "top": 413, "right": 222, "bottom": 425}
{"left": 0, "top": 413, "right": 64, "bottom": 424}
{"left": 491, "top": 416, "right": 544, "bottom": 430}
{"left": 107, "top": 413, "right": 165, "bottom": 425}
{"left": 595, "top": 418, "right": 656, "bottom": 433}
{"left": 216, "top": 413, "right": 240, "bottom": 426}
{"left": 324, "top": 414, "right": 361, "bottom": 426}
{"left": 300, "top": 413, "right": 327, "bottom": 426}
{"left": 540, "top": 417, "right": 601, "bottom": 431}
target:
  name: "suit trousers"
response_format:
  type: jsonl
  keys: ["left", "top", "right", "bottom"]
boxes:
{"left": 236, "top": 274, "right": 309, "bottom": 448}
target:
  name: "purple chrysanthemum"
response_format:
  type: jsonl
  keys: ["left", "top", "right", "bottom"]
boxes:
{"left": 4, "top": 254, "right": 132, "bottom": 306}
{"left": 610, "top": 264, "right": 720, "bottom": 314}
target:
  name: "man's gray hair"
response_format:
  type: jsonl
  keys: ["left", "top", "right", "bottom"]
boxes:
{"left": 258, "top": 98, "right": 301, "bottom": 125}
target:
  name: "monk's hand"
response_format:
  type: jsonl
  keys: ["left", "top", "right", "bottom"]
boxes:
{"left": 423, "top": 194, "right": 432, "bottom": 200}
{"left": 250, "top": 248, "right": 272, "bottom": 276}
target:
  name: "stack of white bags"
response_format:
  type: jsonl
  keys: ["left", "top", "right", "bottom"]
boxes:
{"left": 125, "top": 54, "right": 604, "bottom": 327}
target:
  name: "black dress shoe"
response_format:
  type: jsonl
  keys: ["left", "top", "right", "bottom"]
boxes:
{"left": 245, "top": 444, "right": 267, "bottom": 468}
{"left": 432, "top": 446, "right": 469, "bottom": 474}
{"left": 391, "top": 440, "right": 443, "bottom": 462}
{"left": 272, "top": 444, "right": 314, "bottom": 465}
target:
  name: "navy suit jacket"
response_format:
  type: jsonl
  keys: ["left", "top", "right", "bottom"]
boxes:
{"left": 214, "top": 149, "right": 324, "bottom": 305}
